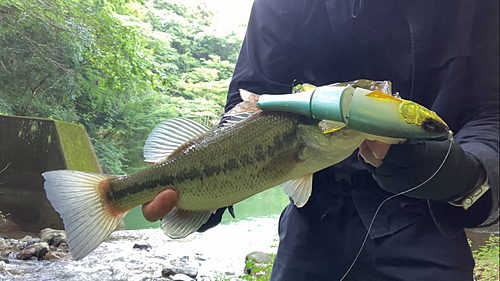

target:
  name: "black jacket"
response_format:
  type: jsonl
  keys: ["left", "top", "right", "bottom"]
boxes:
{"left": 223, "top": 0, "right": 499, "bottom": 237}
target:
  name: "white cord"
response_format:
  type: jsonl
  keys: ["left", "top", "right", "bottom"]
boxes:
{"left": 339, "top": 137, "right": 454, "bottom": 281}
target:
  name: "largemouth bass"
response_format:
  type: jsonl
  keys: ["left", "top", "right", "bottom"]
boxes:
{"left": 42, "top": 89, "right": 448, "bottom": 260}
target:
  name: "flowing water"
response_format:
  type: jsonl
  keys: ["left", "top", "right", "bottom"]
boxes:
{"left": 0, "top": 187, "right": 290, "bottom": 281}
{"left": 1, "top": 185, "right": 497, "bottom": 280}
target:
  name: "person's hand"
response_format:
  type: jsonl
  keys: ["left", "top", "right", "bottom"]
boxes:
{"left": 142, "top": 189, "right": 179, "bottom": 222}
{"left": 359, "top": 140, "right": 391, "bottom": 167}
{"left": 358, "top": 139, "right": 483, "bottom": 201}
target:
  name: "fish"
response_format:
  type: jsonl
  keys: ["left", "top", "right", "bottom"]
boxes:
{"left": 42, "top": 89, "right": 446, "bottom": 260}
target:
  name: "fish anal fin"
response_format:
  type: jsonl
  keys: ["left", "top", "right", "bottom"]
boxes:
{"left": 43, "top": 170, "right": 127, "bottom": 260}
{"left": 161, "top": 208, "right": 213, "bottom": 239}
{"left": 282, "top": 174, "right": 313, "bottom": 208}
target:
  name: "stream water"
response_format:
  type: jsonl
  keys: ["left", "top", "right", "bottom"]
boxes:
{"left": 0, "top": 187, "right": 290, "bottom": 281}
{"left": 0, "top": 185, "right": 497, "bottom": 281}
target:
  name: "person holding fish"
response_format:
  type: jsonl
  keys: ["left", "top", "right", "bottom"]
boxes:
{"left": 141, "top": 0, "right": 499, "bottom": 280}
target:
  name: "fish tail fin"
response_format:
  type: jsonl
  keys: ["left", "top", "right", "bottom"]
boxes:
{"left": 224, "top": 89, "right": 261, "bottom": 116}
{"left": 42, "top": 170, "right": 126, "bottom": 260}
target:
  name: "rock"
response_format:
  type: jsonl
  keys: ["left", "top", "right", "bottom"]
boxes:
{"left": 194, "top": 253, "right": 206, "bottom": 261}
{"left": 57, "top": 243, "right": 69, "bottom": 252}
{"left": 0, "top": 261, "right": 5, "bottom": 271}
{"left": 20, "top": 236, "right": 33, "bottom": 243}
{"left": 39, "top": 228, "right": 67, "bottom": 246}
{"left": 16, "top": 247, "right": 36, "bottom": 260}
{"left": 179, "top": 255, "right": 189, "bottom": 263}
{"left": 0, "top": 239, "right": 9, "bottom": 251}
{"left": 162, "top": 267, "right": 175, "bottom": 277}
{"left": 161, "top": 265, "right": 198, "bottom": 279}
{"left": 0, "top": 250, "right": 13, "bottom": 258}
{"left": 33, "top": 242, "right": 50, "bottom": 259}
{"left": 132, "top": 243, "right": 152, "bottom": 251}
{"left": 11, "top": 240, "right": 28, "bottom": 252}
{"left": 244, "top": 251, "right": 274, "bottom": 275}
{"left": 42, "top": 251, "right": 66, "bottom": 260}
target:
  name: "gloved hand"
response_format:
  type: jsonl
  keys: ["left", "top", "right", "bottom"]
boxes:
{"left": 359, "top": 139, "right": 483, "bottom": 201}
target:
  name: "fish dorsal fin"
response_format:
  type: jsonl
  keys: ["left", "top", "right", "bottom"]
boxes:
{"left": 220, "top": 112, "right": 258, "bottom": 128}
{"left": 224, "top": 89, "right": 261, "bottom": 116}
{"left": 282, "top": 174, "right": 313, "bottom": 208}
{"left": 144, "top": 118, "right": 210, "bottom": 163}
{"left": 161, "top": 208, "right": 214, "bottom": 239}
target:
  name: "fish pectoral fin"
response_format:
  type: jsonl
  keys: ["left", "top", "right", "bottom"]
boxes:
{"left": 42, "top": 170, "right": 125, "bottom": 260}
{"left": 144, "top": 118, "right": 211, "bottom": 163}
{"left": 161, "top": 208, "right": 214, "bottom": 239}
{"left": 318, "top": 120, "right": 346, "bottom": 133}
{"left": 282, "top": 174, "right": 313, "bottom": 208}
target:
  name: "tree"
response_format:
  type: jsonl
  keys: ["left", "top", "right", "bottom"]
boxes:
{"left": 0, "top": 0, "right": 246, "bottom": 174}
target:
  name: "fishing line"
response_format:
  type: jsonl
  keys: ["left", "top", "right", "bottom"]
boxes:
{"left": 339, "top": 135, "right": 454, "bottom": 281}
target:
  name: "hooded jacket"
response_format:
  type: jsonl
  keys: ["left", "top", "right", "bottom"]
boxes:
{"left": 223, "top": 0, "right": 499, "bottom": 238}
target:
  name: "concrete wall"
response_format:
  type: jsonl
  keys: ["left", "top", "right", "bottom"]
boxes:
{"left": 0, "top": 115, "right": 101, "bottom": 238}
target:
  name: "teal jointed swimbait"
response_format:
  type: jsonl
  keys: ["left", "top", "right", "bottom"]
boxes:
{"left": 256, "top": 80, "right": 450, "bottom": 139}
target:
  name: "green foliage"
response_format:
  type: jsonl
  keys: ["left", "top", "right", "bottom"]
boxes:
{"left": 208, "top": 272, "right": 232, "bottom": 281}
{"left": 0, "top": 210, "right": 10, "bottom": 223}
{"left": 0, "top": 0, "right": 245, "bottom": 173}
{"left": 473, "top": 235, "right": 500, "bottom": 281}
{"left": 243, "top": 253, "right": 276, "bottom": 281}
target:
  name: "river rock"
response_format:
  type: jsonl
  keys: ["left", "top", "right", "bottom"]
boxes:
{"left": 0, "top": 260, "right": 6, "bottom": 271}
{"left": 179, "top": 255, "right": 189, "bottom": 263}
{"left": 33, "top": 242, "right": 50, "bottom": 259}
{"left": 39, "top": 228, "right": 67, "bottom": 246}
{"left": 0, "top": 256, "right": 9, "bottom": 263}
{"left": 132, "top": 243, "right": 152, "bottom": 251}
{"left": 244, "top": 251, "right": 274, "bottom": 275}
{"left": 42, "top": 251, "right": 65, "bottom": 260}
{"left": 194, "top": 253, "right": 206, "bottom": 261}
{"left": 11, "top": 240, "right": 28, "bottom": 252}
{"left": 57, "top": 242, "right": 69, "bottom": 252}
{"left": 20, "top": 236, "right": 33, "bottom": 243}
{"left": 16, "top": 247, "right": 36, "bottom": 260}
{"left": 0, "top": 239, "right": 8, "bottom": 251}
{"left": 161, "top": 265, "right": 198, "bottom": 279}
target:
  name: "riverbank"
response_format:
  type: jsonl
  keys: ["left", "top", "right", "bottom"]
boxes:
{"left": 0, "top": 218, "right": 497, "bottom": 281}
{"left": 0, "top": 217, "right": 279, "bottom": 281}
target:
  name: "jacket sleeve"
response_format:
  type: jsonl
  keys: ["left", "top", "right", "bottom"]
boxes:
{"left": 428, "top": 0, "right": 499, "bottom": 237}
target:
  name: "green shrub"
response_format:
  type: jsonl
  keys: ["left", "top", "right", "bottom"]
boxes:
{"left": 473, "top": 235, "right": 500, "bottom": 281}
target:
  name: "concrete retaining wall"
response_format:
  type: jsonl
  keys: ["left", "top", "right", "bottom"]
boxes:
{"left": 0, "top": 115, "right": 101, "bottom": 238}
